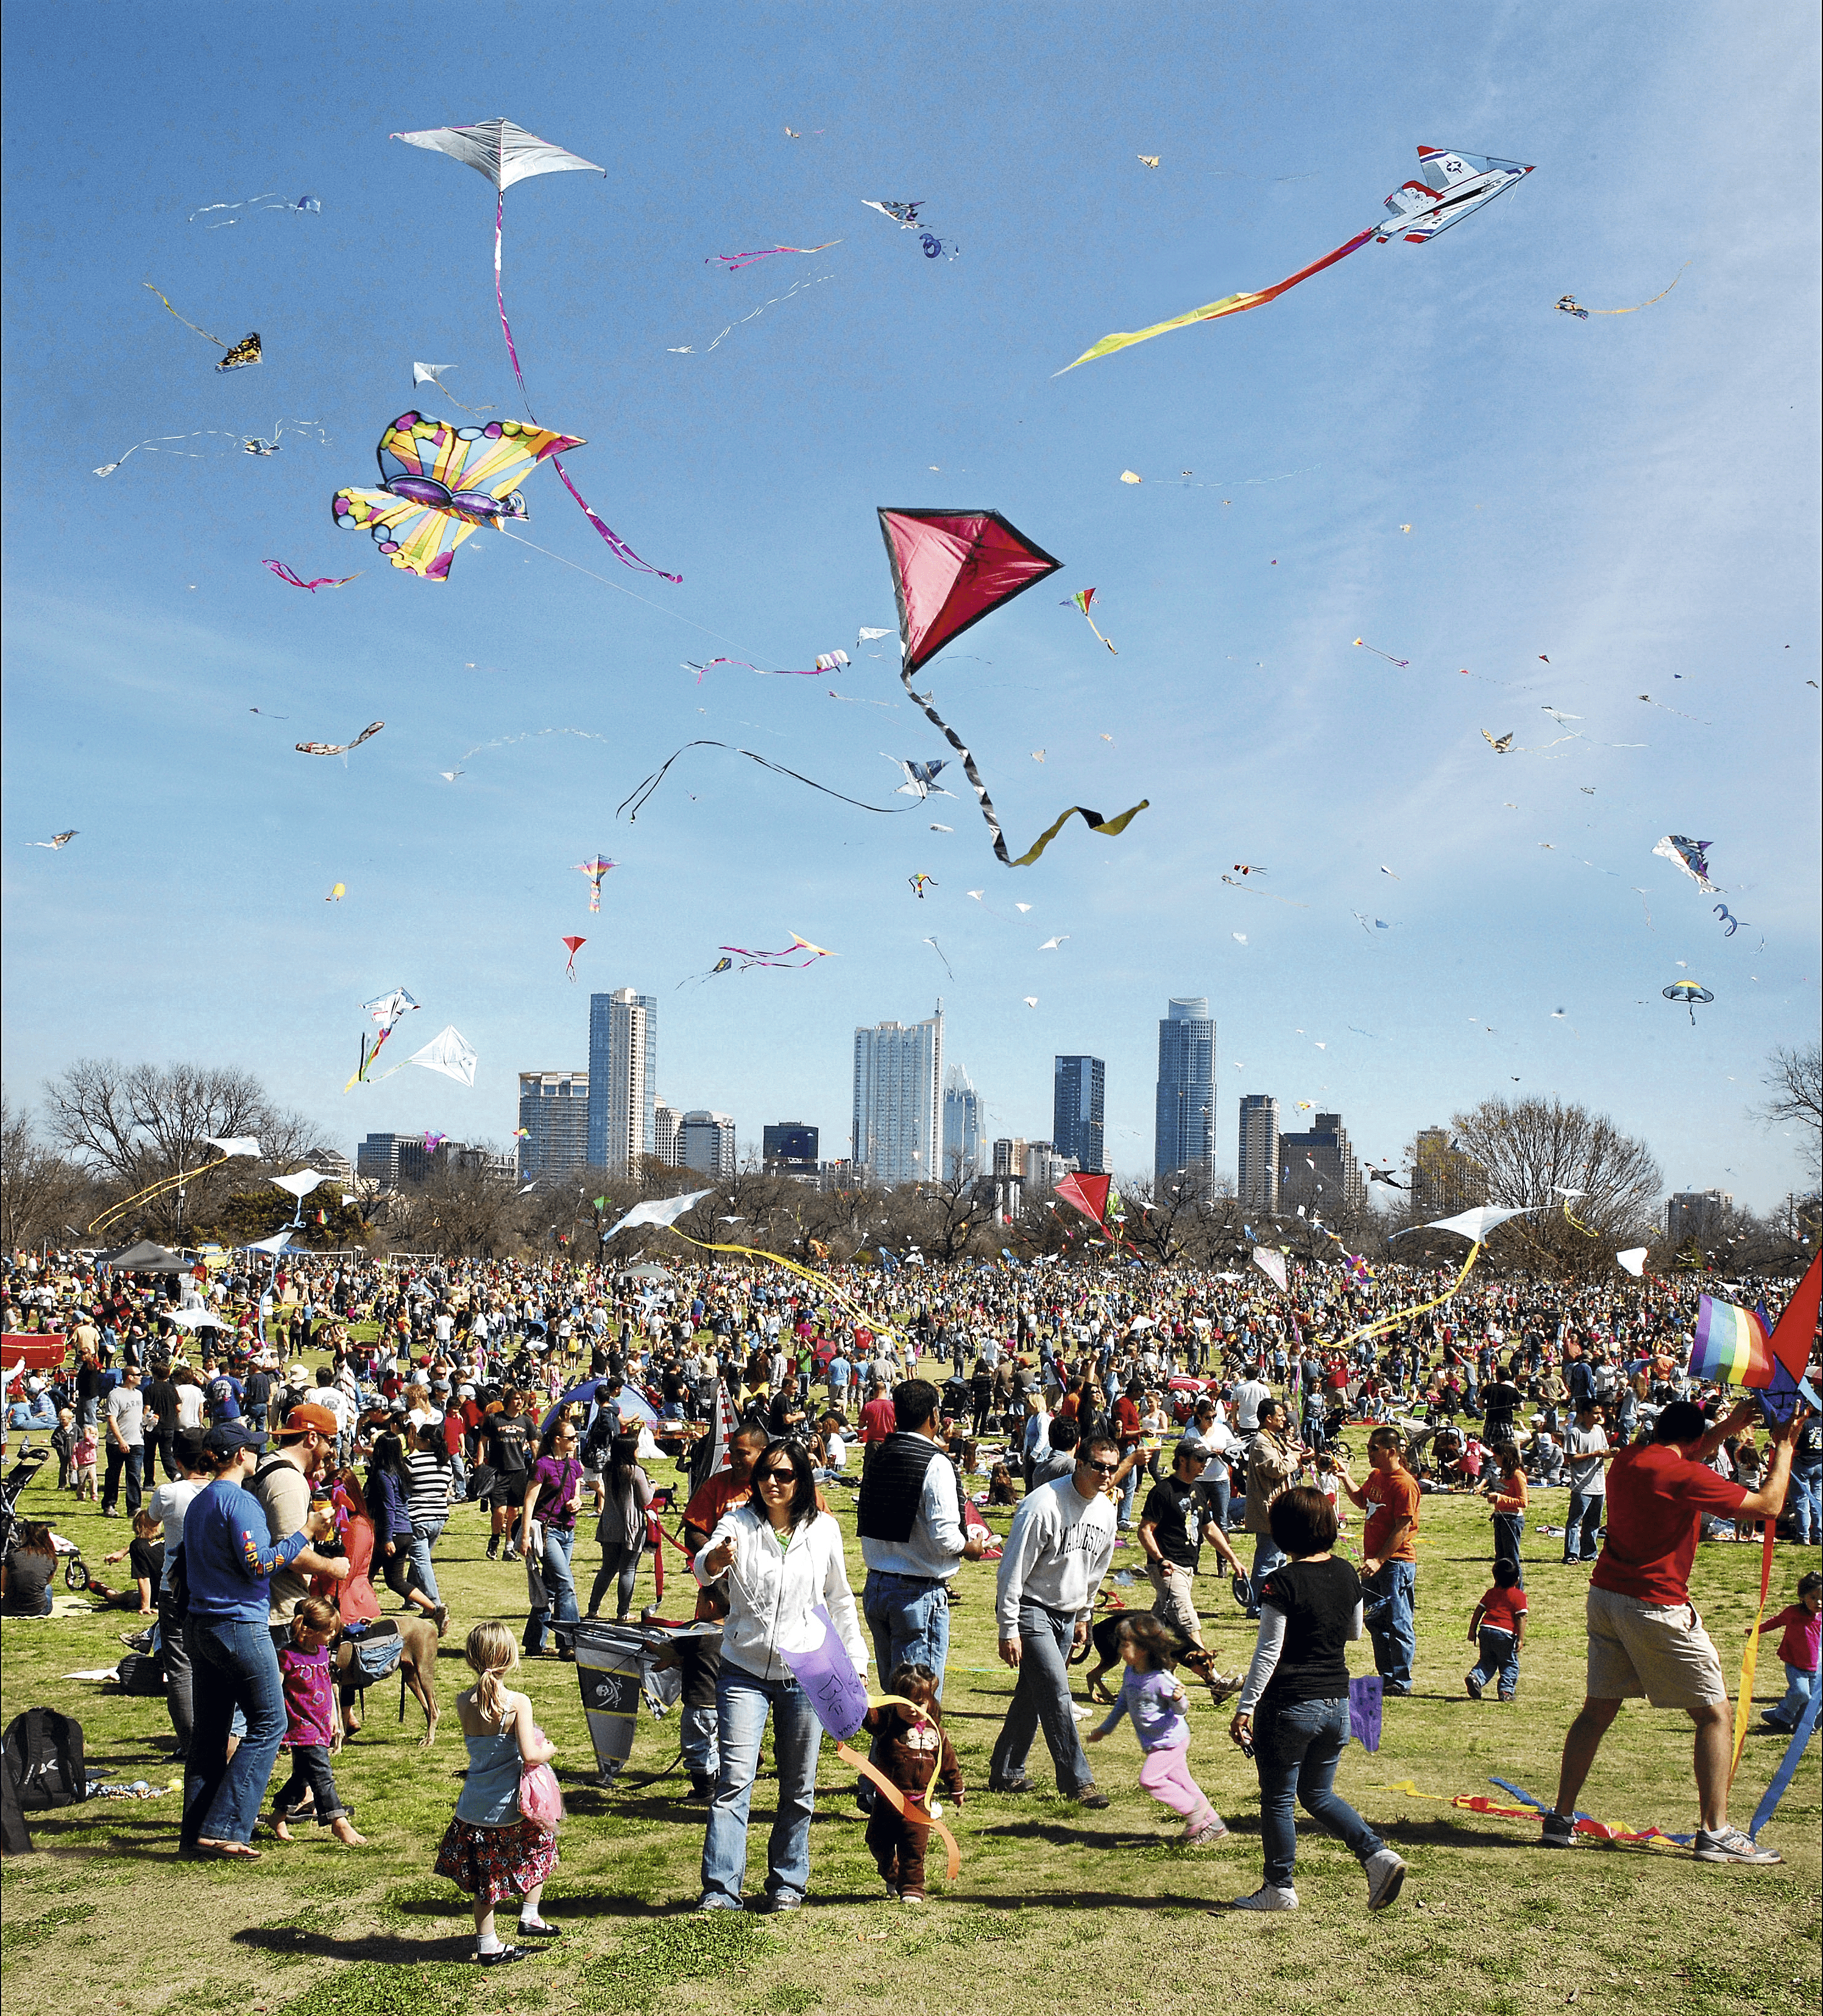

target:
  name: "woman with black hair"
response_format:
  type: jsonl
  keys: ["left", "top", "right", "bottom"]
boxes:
{"left": 586, "top": 1432, "right": 653, "bottom": 1621}
{"left": 692, "top": 1437, "right": 866, "bottom": 1914}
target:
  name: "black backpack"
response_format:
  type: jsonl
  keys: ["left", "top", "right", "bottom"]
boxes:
{"left": 115, "top": 1652, "right": 166, "bottom": 1697}
{"left": 2, "top": 1709, "right": 87, "bottom": 1810}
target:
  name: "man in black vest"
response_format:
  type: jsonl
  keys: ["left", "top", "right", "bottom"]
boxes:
{"left": 857, "top": 1379, "right": 984, "bottom": 1694}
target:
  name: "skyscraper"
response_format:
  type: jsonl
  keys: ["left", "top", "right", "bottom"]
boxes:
{"left": 1237, "top": 1094, "right": 1280, "bottom": 1212}
{"left": 1155, "top": 997, "right": 1215, "bottom": 1194}
{"left": 1053, "top": 1055, "right": 1106, "bottom": 1174}
{"left": 941, "top": 1064, "right": 982, "bottom": 1180}
{"left": 653, "top": 1097, "right": 683, "bottom": 1168}
{"left": 1278, "top": 1112, "right": 1365, "bottom": 1215}
{"left": 679, "top": 1110, "right": 737, "bottom": 1180}
{"left": 852, "top": 1007, "right": 944, "bottom": 1186}
{"left": 517, "top": 1070, "right": 590, "bottom": 1180}
{"left": 763, "top": 1123, "right": 819, "bottom": 1176}
{"left": 587, "top": 988, "right": 657, "bottom": 1175}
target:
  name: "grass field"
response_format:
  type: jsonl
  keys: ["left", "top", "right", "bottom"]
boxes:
{"left": 2, "top": 1410, "right": 1818, "bottom": 2016}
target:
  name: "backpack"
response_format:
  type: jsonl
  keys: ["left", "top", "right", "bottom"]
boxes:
{"left": 2, "top": 1710, "right": 87, "bottom": 1811}
{"left": 115, "top": 1652, "right": 166, "bottom": 1697}
{"left": 339, "top": 1618, "right": 405, "bottom": 1689}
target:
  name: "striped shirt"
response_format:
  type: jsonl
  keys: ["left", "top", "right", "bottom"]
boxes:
{"left": 403, "top": 1449, "right": 452, "bottom": 1525}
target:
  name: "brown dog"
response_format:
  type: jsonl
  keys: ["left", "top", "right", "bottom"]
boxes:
{"left": 336, "top": 1614, "right": 442, "bottom": 1747}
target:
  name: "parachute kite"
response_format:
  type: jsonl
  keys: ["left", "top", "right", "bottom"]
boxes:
{"left": 1663, "top": 980, "right": 1714, "bottom": 1024}
{"left": 1058, "top": 146, "right": 1533, "bottom": 373}
{"left": 879, "top": 508, "right": 1149, "bottom": 866}
{"left": 1069, "top": 587, "right": 1117, "bottom": 654}
{"left": 333, "top": 410, "right": 578, "bottom": 582}
{"left": 561, "top": 935, "right": 586, "bottom": 980}
{"left": 573, "top": 855, "right": 616, "bottom": 912}
{"left": 389, "top": 118, "right": 679, "bottom": 582}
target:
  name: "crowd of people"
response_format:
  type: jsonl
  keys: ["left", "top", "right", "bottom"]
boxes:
{"left": 1, "top": 1238, "right": 1818, "bottom": 1954}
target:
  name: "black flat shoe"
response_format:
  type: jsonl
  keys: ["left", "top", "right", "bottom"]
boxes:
{"left": 517, "top": 1920, "right": 562, "bottom": 1939}
{"left": 478, "top": 1946, "right": 528, "bottom": 1967}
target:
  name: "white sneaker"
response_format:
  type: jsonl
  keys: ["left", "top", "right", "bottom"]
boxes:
{"left": 1692, "top": 1826, "right": 1782, "bottom": 1866}
{"left": 1364, "top": 1847, "right": 1408, "bottom": 1910}
{"left": 1226, "top": 1884, "right": 1298, "bottom": 1912}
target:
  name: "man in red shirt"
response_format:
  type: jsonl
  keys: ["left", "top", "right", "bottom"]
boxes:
{"left": 1338, "top": 1426, "right": 1421, "bottom": 1693}
{"left": 1544, "top": 1397, "right": 1805, "bottom": 1864}
{"left": 858, "top": 1381, "right": 897, "bottom": 1474}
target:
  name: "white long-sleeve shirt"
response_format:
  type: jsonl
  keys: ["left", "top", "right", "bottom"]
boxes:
{"left": 695, "top": 1504, "right": 868, "bottom": 1685}
{"left": 995, "top": 1475, "right": 1118, "bottom": 1635}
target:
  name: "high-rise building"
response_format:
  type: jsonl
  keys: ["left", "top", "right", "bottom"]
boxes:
{"left": 852, "top": 1008, "right": 943, "bottom": 1186}
{"left": 517, "top": 1071, "right": 590, "bottom": 1180}
{"left": 763, "top": 1123, "right": 820, "bottom": 1176}
{"left": 1155, "top": 997, "right": 1216, "bottom": 1195}
{"left": 991, "top": 1137, "right": 1028, "bottom": 1217}
{"left": 1666, "top": 1189, "right": 1733, "bottom": 1247}
{"left": 1237, "top": 1094, "right": 1280, "bottom": 1212}
{"left": 1053, "top": 1056, "right": 1106, "bottom": 1174}
{"left": 587, "top": 989, "right": 657, "bottom": 1175}
{"left": 1278, "top": 1112, "right": 1365, "bottom": 1215}
{"left": 679, "top": 1110, "right": 737, "bottom": 1180}
{"left": 355, "top": 1134, "right": 450, "bottom": 1187}
{"left": 941, "top": 1064, "right": 983, "bottom": 1181}
{"left": 653, "top": 1097, "right": 683, "bottom": 1167}
{"left": 1022, "top": 1139, "right": 1075, "bottom": 1200}
{"left": 1411, "top": 1127, "right": 1487, "bottom": 1218}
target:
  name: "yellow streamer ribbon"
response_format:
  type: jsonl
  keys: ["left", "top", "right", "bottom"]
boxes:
{"left": 835, "top": 1691, "right": 961, "bottom": 1884}
{"left": 1336, "top": 1243, "right": 1481, "bottom": 1348}
{"left": 89, "top": 1154, "right": 233, "bottom": 1237}
{"left": 666, "top": 1233, "right": 913, "bottom": 1354}
{"left": 1730, "top": 1521, "right": 1777, "bottom": 1781}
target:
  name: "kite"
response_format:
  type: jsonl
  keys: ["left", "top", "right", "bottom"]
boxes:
{"left": 390, "top": 118, "right": 679, "bottom": 581}
{"left": 1252, "top": 1247, "right": 1289, "bottom": 1293}
{"left": 667, "top": 271, "right": 835, "bottom": 354}
{"left": 143, "top": 284, "right": 260, "bottom": 370}
{"left": 325, "top": 883, "right": 345, "bottom": 903}
{"left": 1225, "top": 873, "right": 1309, "bottom": 908}
{"left": 561, "top": 935, "right": 586, "bottom": 980}
{"left": 907, "top": 873, "right": 936, "bottom": 899}
{"left": 1379, "top": 865, "right": 1400, "bottom": 879}
{"left": 405, "top": 1025, "right": 478, "bottom": 1087}
{"left": 96, "top": 425, "right": 313, "bottom": 477}
{"left": 1353, "top": 638, "right": 1411, "bottom": 667}
{"left": 1067, "top": 587, "right": 1117, "bottom": 654}
{"left": 1038, "top": 935, "right": 1068, "bottom": 950}
{"left": 344, "top": 987, "right": 420, "bottom": 1089}
{"left": 678, "top": 957, "right": 735, "bottom": 989}
{"left": 1482, "top": 731, "right": 1515, "bottom": 753}
{"left": 1023, "top": 997, "right": 1038, "bottom": 1008}
{"left": 333, "top": 409, "right": 579, "bottom": 582}
{"left": 1556, "top": 263, "right": 1689, "bottom": 318}
{"left": 1058, "top": 146, "right": 1533, "bottom": 371}
{"left": 1231, "top": 864, "right": 1265, "bottom": 875}
{"left": 189, "top": 192, "right": 319, "bottom": 227}
{"left": 1367, "top": 1166, "right": 1406, "bottom": 1189}
{"left": 32, "top": 830, "right": 77, "bottom": 849}
{"left": 1662, "top": 980, "right": 1714, "bottom": 1024}
{"left": 918, "top": 232, "right": 959, "bottom": 261}
{"left": 923, "top": 936, "right": 954, "bottom": 979}
{"left": 573, "top": 855, "right": 616, "bottom": 912}
{"left": 1615, "top": 1248, "right": 1649, "bottom": 1278}
{"left": 929, "top": 822, "right": 952, "bottom": 832}
{"left": 264, "top": 559, "right": 362, "bottom": 592}
{"left": 887, "top": 757, "right": 952, "bottom": 798}
{"left": 1639, "top": 691, "right": 1710, "bottom": 724}
{"left": 1138, "top": 155, "right": 1160, "bottom": 169}
{"left": 1120, "top": 470, "right": 1143, "bottom": 484}
{"left": 601, "top": 1187, "right": 716, "bottom": 1240}
{"left": 1654, "top": 833, "right": 1720, "bottom": 893}
{"left": 295, "top": 721, "right": 384, "bottom": 758}
{"left": 720, "top": 933, "right": 834, "bottom": 971}
{"left": 879, "top": 508, "right": 1148, "bottom": 866}
{"left": 618, "top": 740, "right": 908, "bottom": 822}
{"left": 862, "top": 200, "right": 924, "bottom": 227}
{"left": 1030, "top": 750, "right": 1046, "bottom": 762}
{"left": 412, "top": 361, "right": 494, "bottom": 415}
{"left": 857, "top": 626, "right": 893, "bottom": 645}
{"left": 707, "top": 241, "right": 841, "bottom": 271}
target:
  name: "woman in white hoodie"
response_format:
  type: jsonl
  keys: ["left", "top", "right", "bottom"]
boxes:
{"left": 693, "top": 1437, "right": 866, "bottom": 1914}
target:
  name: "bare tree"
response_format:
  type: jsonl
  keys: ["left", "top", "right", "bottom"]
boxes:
{"left": 1, "top": 1093, "right": 97, "bottom": 1250}
{"left": 1758, "top": 1041, "right": 1822, "bottom": 1184}
{"left": 388, "top": 1147, "right": 526, "bottom": 1259}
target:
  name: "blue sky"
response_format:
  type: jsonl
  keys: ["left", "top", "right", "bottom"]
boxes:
{"left": 3, "top": 2, "right": 1818, "bottom": 1208}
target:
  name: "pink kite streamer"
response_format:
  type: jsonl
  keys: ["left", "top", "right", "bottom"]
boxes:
{"left": 265, "top": 559, "right": 360, "bottom": 591}
{"left": 706, "top": 241, "right": 840, "bottom": 272}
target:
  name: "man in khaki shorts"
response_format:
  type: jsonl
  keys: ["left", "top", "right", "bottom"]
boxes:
{"left": 1543, "top": 1397, "right": 1804, "bottom": 1864}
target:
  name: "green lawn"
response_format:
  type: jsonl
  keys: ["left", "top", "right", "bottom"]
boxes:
{"left": 3, "top": 1417, "right": 1818, "bottom": 2016}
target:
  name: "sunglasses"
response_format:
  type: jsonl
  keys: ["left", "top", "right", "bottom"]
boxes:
{"left": 1083, "top": 1459, "right": 1120, "bottom": 1476}
{"left": 756, "top": 1468, "right": 795, "bottom": 1485}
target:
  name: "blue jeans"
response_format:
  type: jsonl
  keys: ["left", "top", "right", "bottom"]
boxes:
{"left": 1247, "top": 1532, "right": 1286, "bottom": 1615}
{"left": 863, "top": 1571, "right": 951, "bottom": 1696}
{"left": 102, "top": 1443, "right": 144, "bottom": 1516}
{"left": 1253, "top": 1693, "right": 1385, "bottom": 1889}
{"left": 1199, "top": 1470, "right": 1231, "bottom": 1533}
{"left": 408, "top": 1517, "right": 445, "bottom": 1605}
{"left": 987, "top": 1602, "right": 1094, "bottom": 1794}
{"left": 182, "top": 1616, "right": 287, "bottom": 1848}
{"left": 1492, "top": 1512, "right": 1524, "bottom": 1586}
{"left": 1770, "top": 1662, "right": 1819, "bottom": 1727}
{"left": 525, "top": 1526, "right": 579, "bottom": 1653}
{"left": 1564, "top": 1493, "right": 1603, "bottom": 1562}
{"left": 1362, "top": 1559, "right": 1416, "bottom": 1689}
{"left": 1117, "top": 1460, "right": 1141, "bottom": 1528}
{"left": 1789, "top": 1470, "right": 1820, "bottom": 1544}
{"left": 700, "top": 1663, "right": 821, "bottom": 1908}
{"left": 1468, "top": 1625, "right": 1521, "bottom": 1698}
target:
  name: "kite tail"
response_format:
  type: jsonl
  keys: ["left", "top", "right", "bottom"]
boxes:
{"left": 668, "top": 1232, "right": 913, "bottom": 1356}
{"left": 898, "top": 664, "right": 1010, "bottom": 865}
{"left": 494, "top": 193, "right": 681, "bottom": 584}
{"left": 1009, "top": 801, "right": 1150, "bottom": 868}
{"left": 143, "top": 281, "right": 227, "bottom": 350}
{"left": 1337, "top": 1242, "right": 1482, "bottom": 1348}
{"left": 1730, "top": 1519, "right": 1777, "bottom": 1782}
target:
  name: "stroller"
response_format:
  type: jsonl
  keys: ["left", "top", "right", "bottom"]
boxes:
{"left": 0, "top": 1449, "right": 89, "bottom": 1591}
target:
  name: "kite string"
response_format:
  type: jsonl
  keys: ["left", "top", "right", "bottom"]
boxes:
{"left": 616, "top": 740, "right": 907, "bottom": 823}
{"left": 494, "top": 192, "right": 681, "bottom": 584}
{"left": 493, "top": 526, "right": 754, "bottom": 653}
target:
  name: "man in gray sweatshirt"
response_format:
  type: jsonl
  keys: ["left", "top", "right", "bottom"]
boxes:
{"left": 988, "top": 1432, "right": 1120, "bottom": 1803}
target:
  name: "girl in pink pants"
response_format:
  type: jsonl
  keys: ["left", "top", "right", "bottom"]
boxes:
{"left": 1087, "top": 1614, "right": 1228, "bottom": 1847}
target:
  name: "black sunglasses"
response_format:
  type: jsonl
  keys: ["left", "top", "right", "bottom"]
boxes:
{"left": 1082, "top": 1459, "right": 1120, "bottom": 1476}
{"left": 756, "top": 1467, "right": 795, "bottom": 1485}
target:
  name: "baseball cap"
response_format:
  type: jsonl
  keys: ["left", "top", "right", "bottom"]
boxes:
{"left": 272, "top": 1400, "right": 341, "bottom": 1439}
{"left": 204, "top": 1421, "right": 267, "bottom": 1457}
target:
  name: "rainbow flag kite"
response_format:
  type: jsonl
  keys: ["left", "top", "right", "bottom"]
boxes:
{"left": 1689, "top": 1296, "right": 1770, "bottom": 1385}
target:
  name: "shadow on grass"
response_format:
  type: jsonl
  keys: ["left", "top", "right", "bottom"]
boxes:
{"left": 236, "top": 1926, "right": 480, "bottom": 1964}
{"left": 383, "top": 1894, "right": 684, "bottom": 1923}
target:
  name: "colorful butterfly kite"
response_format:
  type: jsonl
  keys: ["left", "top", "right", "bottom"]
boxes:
{"left": 296, "top": 721, "right": 384, "bottom": 757}
{"left": 390, "top": 119, "right": 679, "bottom": 582}
{"left": 265, "top": 559, "right": 362, "bottom": 592}
{"left": 1068, "top": 587, "right": 1117, "bottom": 654}
{"left": 1058, "top": 145, "right": 1533, "bottom": 372}
{"left": 573, "top": 855, "right": 616, "bottom": 912}
{"left": 878, "top": 508, "right": 1149, "bottom": 866}
{"left": 333, "top": 411, "right": 578, "bottom": 582}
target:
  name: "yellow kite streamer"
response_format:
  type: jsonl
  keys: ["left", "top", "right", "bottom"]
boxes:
{"left": 1730, "top": 1523, "right": 1777, "bottom": 1781}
